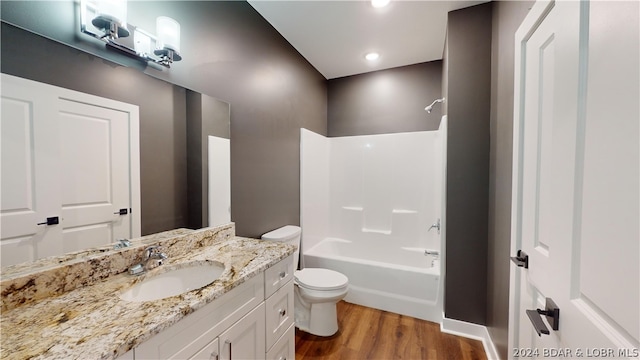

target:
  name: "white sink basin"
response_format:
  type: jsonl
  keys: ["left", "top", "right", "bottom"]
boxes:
{"left": 120, "top": 261, "right": 225, "bottom": 302}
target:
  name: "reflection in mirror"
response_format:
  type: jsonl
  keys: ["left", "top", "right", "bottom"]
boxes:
{"left": 1, "top": 1, "right": 232, "bottom": 269}
{"left": 78, "top": 0, "right": 183, "bottom": 70}
{"left": 0, "top": 62, "right": 230, "bottom": 267}
{"left": 0, "top": 72, "right": 230, "bottom": 269}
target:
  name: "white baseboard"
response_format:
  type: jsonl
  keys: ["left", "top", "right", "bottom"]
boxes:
{"left": 441, "top": 316, "right": 499, "bottom": 360}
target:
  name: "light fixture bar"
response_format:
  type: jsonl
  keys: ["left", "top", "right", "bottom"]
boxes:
{"left": 78, "top": 0, "right": 182, "bottom": 68}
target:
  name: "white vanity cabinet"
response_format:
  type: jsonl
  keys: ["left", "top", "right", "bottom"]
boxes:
{"left": 130, "top": 255, "right": 294, "bottom": 360}
{"left": 219, "top": 303, "right": 266, "bottom": 360}
{"left": 264, "top": 256, "right": 295, "bottom": 360}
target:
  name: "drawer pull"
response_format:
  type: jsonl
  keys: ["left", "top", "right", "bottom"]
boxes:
{"left": 210, "top": 351, "right": 219, "bottom": 360}
{"left": 278, "top": 308, "right": 286, "bottom": 317}
{"left": 278, "top": 357, "right": 286, "bottom": 360}
{"left": 279, "top": 271, "right": 286, "bottom": 279}
{"left": 225, "top": 340, "right": 232, "bottom": 359}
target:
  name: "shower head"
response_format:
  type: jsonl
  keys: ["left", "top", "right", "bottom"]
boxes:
{"left": 425, "top": 98, "right": 445, "bottom": 113}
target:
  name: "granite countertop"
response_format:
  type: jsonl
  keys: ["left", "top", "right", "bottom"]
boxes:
{"left": 0, "top": 224, "right": 295, "bottom": 360}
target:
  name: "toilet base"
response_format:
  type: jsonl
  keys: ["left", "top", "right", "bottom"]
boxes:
{"left": 294, "top": 286, "right": 345, "bottom": 336}
{"left": 295, "top": 301, "right": 339, "bottom": 336}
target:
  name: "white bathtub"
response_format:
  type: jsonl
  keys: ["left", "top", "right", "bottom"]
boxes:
{"left": 303, "top": 237, "right": 443, "bottom": 323}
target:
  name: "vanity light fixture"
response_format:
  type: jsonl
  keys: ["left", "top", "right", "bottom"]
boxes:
{"left": 79, "top": 0, "right": 182, "bottom": 68}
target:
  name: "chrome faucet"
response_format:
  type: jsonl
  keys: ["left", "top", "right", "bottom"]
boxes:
{"left": 113, "top": 238, "right": 132, "bottom": 249}
{"left": 144, "top": 245, "right": 168, "bottom": 267}
{"left": 129, "top": 245, "right": 168, "bottom": 275}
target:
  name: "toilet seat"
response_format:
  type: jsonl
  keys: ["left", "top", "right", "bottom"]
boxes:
{"left": 294, "top": 268, "right": 348, "bottom": 291}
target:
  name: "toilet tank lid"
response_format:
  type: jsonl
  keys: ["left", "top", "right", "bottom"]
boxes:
{"left": 261, "top": 225, "right": 301, "bottom": 241}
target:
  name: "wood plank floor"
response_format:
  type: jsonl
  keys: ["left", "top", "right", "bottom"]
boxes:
{"left": 295, "top": 301, "right": 487, "bottom": 360}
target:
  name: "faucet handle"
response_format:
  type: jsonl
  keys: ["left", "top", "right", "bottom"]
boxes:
{"left": 145, "top": 245, "right": 168, "bottom": 259}
{"left": 428, "top": 218, "right": 441, "bottom": 234}
{"left": 145, "top": 245, "right": 160, "bottom": 257}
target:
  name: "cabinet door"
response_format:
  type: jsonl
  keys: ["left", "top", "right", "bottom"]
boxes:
{"left": 219, "top": 304, "right": 266, "bottom": 360}
{"left": 266, "top": 324, "right": 295, "bottom": 360}
{"left": 189, "top": 338, "right": 219, "bottom": 360}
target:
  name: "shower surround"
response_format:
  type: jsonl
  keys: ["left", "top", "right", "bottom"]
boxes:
{"left": 300, "top": 117, "right": 447, "bottom": 322}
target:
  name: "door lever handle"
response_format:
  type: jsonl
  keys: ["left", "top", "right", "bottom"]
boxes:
{"left": 37, "top": 217, "right": 59, "bottom": 226}
{"left": 526, "top": 298, "right": 559, "bottom": 336}
{"left": 510, "top": 250, "right": 529, "bottom": 268}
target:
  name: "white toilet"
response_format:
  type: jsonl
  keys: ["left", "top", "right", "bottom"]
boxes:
{"left": 261, "top": 225, "right": 348, "bottom": 336}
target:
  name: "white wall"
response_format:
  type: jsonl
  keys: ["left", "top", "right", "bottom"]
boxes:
{"left": 300, "top": 129, "right": 330, "bottom": 264}
{"left": 208, "top": 136, "right": 231, "bottom": 227}
{"left": 301, "top": 125, "right": 446, "bottom": 254}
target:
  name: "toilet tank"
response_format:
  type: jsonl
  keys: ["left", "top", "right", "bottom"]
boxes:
{"left": 261, "top": 225, "right": 301, "bottom": 270}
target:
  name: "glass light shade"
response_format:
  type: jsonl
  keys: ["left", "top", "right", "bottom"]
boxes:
{"left": 95, "top": 0, "right": 127, "bottom": 26}
{"left": 156, "top": 16, "right": 181, "bottom": 53}
{"left": 134, "top": 29, "right": 152, "bottom": 56}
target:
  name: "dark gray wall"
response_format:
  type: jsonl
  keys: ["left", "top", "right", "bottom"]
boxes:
{"left": 1, "top": 23, "right": 189, "bottom": 235}
{"left": 488, "top": 1, "right": 533, "bottom": 358}
{"left": 327, "top": 62, "right": 443, "bottom": 136}
{"left": 1, "top": 1, "right": 327, "bottom": 238}
{"left": 186, "top": 91, "right": 230, "bottom": 229}
{"left": 443, "top": 2, "right": 493, "bottom": 325}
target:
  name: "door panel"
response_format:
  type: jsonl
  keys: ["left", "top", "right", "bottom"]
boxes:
{"left": 58, "top": 99, "right": 131, "bottom": 250}
{"left": 1, "top": 79, "right": 62, "bottom": 264}
{"left": 61, "top": 223, "right": 113, "bottom": 254}
{"left": 575, "top": 1, "right": 640, "bottom": 343}
{"left": 510, "top": 0, "right": 639, "bottom": 356}
{"left": 0, "top": 74, "right": 139, "bottom": 266}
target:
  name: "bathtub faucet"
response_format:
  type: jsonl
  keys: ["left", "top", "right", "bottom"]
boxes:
{"left": 425, "top": 250, "right": 440, "bottom": 267}
{"left": 428, "top": 218, "right": 441, "bottom": 234}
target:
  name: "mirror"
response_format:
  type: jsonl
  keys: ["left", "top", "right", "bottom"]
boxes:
{"left": 0, "top": 20, "right": 231, "bottom": 269}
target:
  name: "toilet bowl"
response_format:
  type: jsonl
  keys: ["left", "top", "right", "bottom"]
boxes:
{"left": 261, "top": 225, "right": 349, "bottom": 336}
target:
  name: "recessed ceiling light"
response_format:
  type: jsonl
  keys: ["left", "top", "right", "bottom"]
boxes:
{"left": 365, "top": 52, "right": 380, "bottom": 61}
{"left": 371, "top": 0, "right": 390, "bottom": 8}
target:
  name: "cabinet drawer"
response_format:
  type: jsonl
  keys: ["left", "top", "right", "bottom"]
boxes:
{"left": 266, "top": 323, "right": 295, "bottom": 360}
{"left": 265, "top": 280, "right": 294, "bottom": 351}
{"left": 264, "top": 255, "right": 293, "bottom": 298}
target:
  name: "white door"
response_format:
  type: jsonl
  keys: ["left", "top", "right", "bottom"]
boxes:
{"left": 0, "top": 74, "right": 141, "bottom": 266}
{"left": 58, "top": 99, "right": 132, "bottom": 253}
{"left": 1, "top": 77, "right": 62, "bottom": 263}
{"left": 508, "top": 0, "right": 639, "bottom": 358}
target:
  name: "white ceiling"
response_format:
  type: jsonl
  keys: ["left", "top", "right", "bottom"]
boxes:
{"left": 248, "top": 0, "right": 489, "bottom": 79}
